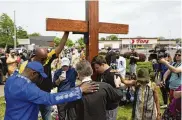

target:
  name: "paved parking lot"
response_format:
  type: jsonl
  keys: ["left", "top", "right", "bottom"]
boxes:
{"left": 0, "top": 85, "right": 4, "bottom": 97}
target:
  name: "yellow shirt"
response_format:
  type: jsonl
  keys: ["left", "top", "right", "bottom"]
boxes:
{"left": 19, "top": 49, "right": 56, "bottom": 73}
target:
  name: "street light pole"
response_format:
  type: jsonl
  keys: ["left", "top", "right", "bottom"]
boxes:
{"left": 14, "top": 10, "right": 17, "bottom": 49}
{"left": 169, "top": 30, "right": 171, "bottom": 53}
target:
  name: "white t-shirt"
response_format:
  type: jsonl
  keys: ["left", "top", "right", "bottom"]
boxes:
{"left": 116, "top": 56, "right": 126, "bottom": 79}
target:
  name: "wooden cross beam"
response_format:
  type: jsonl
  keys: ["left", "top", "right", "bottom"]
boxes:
{"left": 46, "top": 0, "right": 129, "bottom": 62}
{"left": 46, "top": 19, "right": 128, "bottom": 34}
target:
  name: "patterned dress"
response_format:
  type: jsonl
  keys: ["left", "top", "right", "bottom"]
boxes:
{"left": 162, "top": 85, "right": 181, "bottom": 120}
{"left": 132, "top": 82, "right": 157, "bottom": 120}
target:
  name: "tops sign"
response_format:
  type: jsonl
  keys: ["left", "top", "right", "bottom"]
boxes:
{"left": 131, "top": 39, "right": 149, "bottom": 44}
{"left": 121, "top": 38, "right": 158, "bottom": 44}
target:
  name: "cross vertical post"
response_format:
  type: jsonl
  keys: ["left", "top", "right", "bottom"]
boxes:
{"left": 46, "top": 0, "right": 129, "bottom": 62}
{"left": 85, "top": 1, "right": 99, "bottom": 62}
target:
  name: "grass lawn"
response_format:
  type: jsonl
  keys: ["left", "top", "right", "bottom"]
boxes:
{"left": 0, "top": 87, "right": 165, "bottom": 120}
{"left": 0, "top": 97, "right": 5, "bottom": 120}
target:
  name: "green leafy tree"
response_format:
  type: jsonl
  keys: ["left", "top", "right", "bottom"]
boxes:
{"left": 0, "top": 13, "right": 14, "bottom": 48}
{"left": 136, "top": 36, "right": 145, "bottom": 38}
{"left": 53, "top": 37, "right": 60, "bottom": 47}
{"left": 100, "top": 37, "right": 106, "bottom": 41}
{"left": 106, "top": 35, "right": 118, "bottom": 40}
{"left": 54, "top": 37, "right": 74, "bottom": 47}
{"left": 16, "top": 26, "right": 28, "bottom": 39}
{"left": 76, "top": 37, "right": 85, "bottom": 48}
{"left": 29, "top": 32, "right": 41, "bottom": 37}
{"left": 110, "top": 35, "right": 118, "bottom": 40}
{"left": 66, "top": 39, "right": 74, "bottom": 47}
{"left": 158, "top": 36, "right": 165, "bottom": 40}
{"left": 175, "top": 38, "right": 182, "bottom": 44}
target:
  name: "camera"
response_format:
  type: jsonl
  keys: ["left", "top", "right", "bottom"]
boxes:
{"left": 148, "top": 47, "right": 167, "bottom": 61}
{"left": 110, "top": 63, "right": 117, "bottom": 70}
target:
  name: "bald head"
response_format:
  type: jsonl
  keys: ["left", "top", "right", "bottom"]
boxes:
{"left": 33, "top": 48, "right": 48, "bottom": 64}
{"left": 35, "top": 48, "right": 47, "bottom": 56}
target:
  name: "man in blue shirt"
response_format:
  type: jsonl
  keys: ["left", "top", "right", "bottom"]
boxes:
{"left": 4, "top": 61, "right": 99, "bottom": 120}
{"left": 53, "top": 57, "right": 77, "bottom": 120}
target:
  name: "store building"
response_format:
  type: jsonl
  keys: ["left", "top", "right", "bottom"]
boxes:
{"left": 99, "top": 38, "right": 176, "bottom": 49}
{"left": 17, "top": 36, "right": 55, "bottom": 50}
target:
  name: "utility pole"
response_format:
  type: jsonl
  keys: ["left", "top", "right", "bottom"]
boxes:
{"left": 169, "top": 30, "right": 171, "bottom": 53}
{"left": 14, "top": 10, "right": 16, "bottom": 49}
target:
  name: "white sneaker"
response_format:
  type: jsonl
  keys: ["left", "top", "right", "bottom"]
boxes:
{"left": 160, "top": 104, "right": 167, "bottom": 109}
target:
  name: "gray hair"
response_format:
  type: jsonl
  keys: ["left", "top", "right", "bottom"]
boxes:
{"left": 75, "top": 60, "right": 93, "bottom": 77}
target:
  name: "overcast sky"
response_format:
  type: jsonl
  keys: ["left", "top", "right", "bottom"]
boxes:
{"left": 0, "top": 0, "right": 181, "bottom": 41}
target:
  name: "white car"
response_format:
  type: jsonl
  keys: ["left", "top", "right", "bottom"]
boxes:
{"left": 15, "top": 47, "right": 26, "bottom": 53}
{"left": 171, "top": 46, "right": 182, "bottom": 50}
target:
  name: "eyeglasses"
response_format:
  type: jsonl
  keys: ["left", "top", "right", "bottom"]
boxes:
{"left": 175, "top": 54, "right": 181, "bottom": 57}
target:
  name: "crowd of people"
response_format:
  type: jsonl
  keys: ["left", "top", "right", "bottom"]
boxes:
{"left": 0, "top": 32, "right": 181, "bottom": 120}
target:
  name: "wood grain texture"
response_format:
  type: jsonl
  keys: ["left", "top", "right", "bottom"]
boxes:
{"left": 87, "top": 0, "right": 99, "bottom": 62}
{"left": 99, "top": 22, "right": 128, "bottom": 34}
{"left": 46, "top": 18, "right": 88, "bottom": 32}
{"left": 46, "top": 0, "right": 129, "bottom": 62}
{"left": 46, "top": 18, "right": 128, "bottom": 34}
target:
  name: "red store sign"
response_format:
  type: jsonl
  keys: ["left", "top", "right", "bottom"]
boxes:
{"left": 131, "top": 39, "right": 149, "bottom": 44}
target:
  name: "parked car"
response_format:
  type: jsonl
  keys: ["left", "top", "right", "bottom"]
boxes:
{"left": 15, "top": 47, "right": 26, "bottom": 53}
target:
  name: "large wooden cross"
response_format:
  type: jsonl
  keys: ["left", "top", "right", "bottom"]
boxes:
{"left": 46, "top": 0, "right": 129, "bottom": 62}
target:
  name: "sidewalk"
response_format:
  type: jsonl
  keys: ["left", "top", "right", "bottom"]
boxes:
{"left": 0, "top": 85, "right": 4, "bottom": 97}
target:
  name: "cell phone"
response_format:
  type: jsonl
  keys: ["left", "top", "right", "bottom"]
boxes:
{"left": 115, "top": 73, "right": 121, "bottom": 78}
{"left": 61, "top": 71, "right": 66, "bottom": 78}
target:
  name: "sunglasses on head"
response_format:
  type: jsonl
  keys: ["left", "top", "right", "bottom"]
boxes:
{"left": 175, "top": 54, "right": 181, "bottom": 57}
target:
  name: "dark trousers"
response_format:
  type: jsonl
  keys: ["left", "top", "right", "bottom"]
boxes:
{"left": 57, "top": 103, "right": 77, "bottom": 120}
{"left": 39, "top": 104, "right": 52, "bottom": 120}
{"left": 160, "top": 86, "right": 168, "bottom": 105}
{"left": 0, "top": 70, "right": 3, "bottom": 84}
{"left": 160, "top": 75, "right": 170, "bottom": 105}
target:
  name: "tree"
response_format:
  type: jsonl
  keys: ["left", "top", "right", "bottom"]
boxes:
{"left": 53, "top": 37, "right": 60, "bottom": 47}
{"left": 54, "top": 37, "right": 74, "bottom": 47}
{"left": 16, "top": 26, "right": 28, "bottom": 39}
{"left": 66, "top": 39, "right": 74, "bottom": 47}
{"left": 76, "top": 37, "right": 85, "bottom": 47}
{"left": 106, "top": 35, "right": 118, "bottom": 40}
{"left": 175, "top": 38, "right": 182, "bottom": 44}
{"left": 158, "top": 36, "right": 165, "bottom": 40}
{"left": 29, "top": 32, "right": 41, "bottom": 37}
{"left": 0, "top": 13, "right": 14, "bottom": 48}
{"left": 100, "top": 37, "right": 106, "bottom": 41}
{"left": 136, "top": 36, "right": 145, "bottom": 38}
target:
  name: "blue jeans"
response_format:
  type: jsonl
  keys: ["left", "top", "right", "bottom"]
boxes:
{"left": 39, "top": 104, "right": 52, "bottom": 120}
{"left": 0, "top": 71, "right": 3, "bottom": 84}
{"left": 106, "top": 107, "right": 118, "bottom": 120}
{"left": 130, "top": 64, "right": 137, "bottom": 75}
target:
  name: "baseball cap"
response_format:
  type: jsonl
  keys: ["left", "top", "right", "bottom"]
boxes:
{"left": 137, "top": 68, "right": 150, "bottom": 83}
{"left": 26, "top": 61, "right": 47, "bottom": 78}
{"left": 61, "top": 57, "right": 70, "bottom": 66}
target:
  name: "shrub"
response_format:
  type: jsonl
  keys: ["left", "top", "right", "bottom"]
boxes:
{"left": 138, "top": 53, "right": 146, "bottom": 62}
{"left": 137, "top": 61, "right": 153, "bottom": 73}
{"left": 126, "top": 59, "right": 152, "bottom": 73}
{"left": 123, "top": 52, "right": 146, "bottom": 62}
{"left": 123, "top": 52, "right": 131, "bottom": 59}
